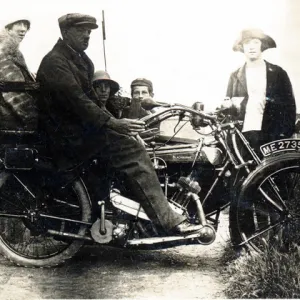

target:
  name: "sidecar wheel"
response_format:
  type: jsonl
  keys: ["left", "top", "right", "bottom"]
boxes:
{"left": 0, "top": 170, "right": 91, "bottom": 267}
{"left": 230, "top": 154, "right": 300, "bottom": 253}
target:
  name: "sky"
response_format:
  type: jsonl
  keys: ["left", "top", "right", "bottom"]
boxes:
{"left": 1, "top": 0, "right": 299, "bottom": 110}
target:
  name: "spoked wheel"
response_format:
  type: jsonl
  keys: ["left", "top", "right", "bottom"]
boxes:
{"left": 0, "top": 170, "right": 91, "bottom": 267}
{"left": 230, "top": 155, "right": 300, "bottom": 253}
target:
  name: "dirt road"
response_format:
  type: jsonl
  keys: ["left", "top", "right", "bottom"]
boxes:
{"left": 0, "top": 213, "right": 230, "bottom": 299}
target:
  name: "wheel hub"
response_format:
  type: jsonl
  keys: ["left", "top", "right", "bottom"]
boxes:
{"left": 23, "top": 209, "right": 47, "bottom": 235}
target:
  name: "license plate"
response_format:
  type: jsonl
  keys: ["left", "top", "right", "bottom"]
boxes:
{"left": 260, "top": 139, "right": 300, "bottom": 157}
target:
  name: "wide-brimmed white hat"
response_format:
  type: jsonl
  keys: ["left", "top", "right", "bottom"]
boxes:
{"left": 233, "top": 28, "right": 276, "bottom": 52}
{"left": 0, "top": 18, "right": 31, "bottom": 30}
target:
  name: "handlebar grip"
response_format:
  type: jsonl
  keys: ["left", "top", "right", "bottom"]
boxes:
{"left": 218, "top": 120, "right": 243, "bottom": 129}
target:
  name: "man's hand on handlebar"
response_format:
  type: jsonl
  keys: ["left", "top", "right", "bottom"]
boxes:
{"left": 106, "top": 118, "right": 146, "bottom": 136}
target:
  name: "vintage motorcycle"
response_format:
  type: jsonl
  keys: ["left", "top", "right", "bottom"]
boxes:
{"left": 0, "top": 98, "right": 299, "bottom": 267}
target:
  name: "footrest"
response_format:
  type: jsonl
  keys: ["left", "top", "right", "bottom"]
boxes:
{"left": 127, "top": 231, "right": 202, "bottom": 245}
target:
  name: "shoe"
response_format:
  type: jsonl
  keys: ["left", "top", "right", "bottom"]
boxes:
{"left": 173, "top": 220, "right": 203, "bottom": 235}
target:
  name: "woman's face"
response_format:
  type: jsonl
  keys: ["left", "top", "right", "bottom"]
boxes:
{"left": 8, "top": 22, "right": 29, "bottom": 43}
{"left": 243, "top": 38, "right": 263, "bottom": 61}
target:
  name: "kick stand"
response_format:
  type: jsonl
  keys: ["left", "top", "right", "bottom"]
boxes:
{"left": 214, "top": 208, "right": 221, "bottom": 231}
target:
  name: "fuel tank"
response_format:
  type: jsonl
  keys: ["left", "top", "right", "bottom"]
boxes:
{"left": 146, "top": 143, "right": 224, "bottom": 166}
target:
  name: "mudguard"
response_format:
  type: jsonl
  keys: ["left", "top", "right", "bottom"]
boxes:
{"left": 239, "top": 153, "right": 300, "bottom": 197}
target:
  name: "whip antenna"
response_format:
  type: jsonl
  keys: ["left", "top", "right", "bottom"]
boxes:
{"left": 102, "top": 10, "right": 107, "bottom": 71}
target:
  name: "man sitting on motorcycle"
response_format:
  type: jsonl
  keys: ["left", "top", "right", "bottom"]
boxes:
{"left": 36, "top": 13, "right": 201, "bottom": 235}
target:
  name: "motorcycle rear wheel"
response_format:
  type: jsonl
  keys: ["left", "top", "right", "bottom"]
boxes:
{"left": 230, "top": 154, "right": 300, "bottom": 252}
{"left": 0, "top": 170, "right": 91, "bottom": 267}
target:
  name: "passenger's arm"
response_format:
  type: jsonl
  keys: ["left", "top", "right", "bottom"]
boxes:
{"left": 0, "top": 58, "right": 37, "bottom": 127}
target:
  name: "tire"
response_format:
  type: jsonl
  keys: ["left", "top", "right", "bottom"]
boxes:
{"left": 230, "top": 153, "right": 300, "bottom": 252}
{"left": 0, "top": 170, "right": 91, "bottom": 267}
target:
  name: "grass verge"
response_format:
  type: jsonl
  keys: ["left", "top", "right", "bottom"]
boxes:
{"left": 224, "top": 245, "right": 300, "bottom": 298}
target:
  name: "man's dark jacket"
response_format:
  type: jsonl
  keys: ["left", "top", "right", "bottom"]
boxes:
{"left": 226, "top": 60, "right": 296, "bottom": 139}
{"left": 37, "top": 39, "right": 111, "bottom": 168}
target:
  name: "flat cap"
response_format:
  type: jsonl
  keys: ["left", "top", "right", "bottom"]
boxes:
{"left": 58, "top": 13, "right": 98, "bottom": 30}
{"left": 131, "top": 78, "right": 153, "bottom": 94}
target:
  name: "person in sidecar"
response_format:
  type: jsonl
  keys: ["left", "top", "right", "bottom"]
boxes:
{"left": 36, "top": 13, "right": 201, "bottom": 235}
{"left": 0, "top": 18, "right": 38, "bottom": 132}
{"left": 222, "top": 28, "right": 296, "bottom": 152}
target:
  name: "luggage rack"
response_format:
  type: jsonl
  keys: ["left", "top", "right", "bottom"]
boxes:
{"left": 0, "top": 130, "right": 42, "bottom": 145}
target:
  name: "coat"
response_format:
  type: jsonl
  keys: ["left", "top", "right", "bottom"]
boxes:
{"left": 226, "top": 60, "right": 296, "bottom": 139}
{"left": 37, "top": 38, "right": 112, "bottom": 168}
{"left": 0, "top": 30, "right": 38, "bottom": 131}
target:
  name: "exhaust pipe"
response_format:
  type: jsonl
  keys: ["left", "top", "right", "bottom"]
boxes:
{"left": 127, "top": 224, "right": 216, "bottom": 246}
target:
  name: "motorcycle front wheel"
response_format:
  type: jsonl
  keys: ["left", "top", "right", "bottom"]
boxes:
{"left": 0, "top": 170, "right": 91, "bottom": 267}
{"left": 230, "top": 153, "right": 300, "bottom": 252}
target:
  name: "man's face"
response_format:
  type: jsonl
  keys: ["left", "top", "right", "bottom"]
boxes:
{"left": 132, "top": 86, "right": 151, "bottom": 101}
{"left": 243, "top": 38, "right": 262, "bottom": 61}
{"left": 64, "top": 26, "right": 91, "bottom": 52}
{"left": 8, "top": 22, "right": 29, "bottom": 43}
{"left": 94, "top": 81, "right": 111, "bottom": 104}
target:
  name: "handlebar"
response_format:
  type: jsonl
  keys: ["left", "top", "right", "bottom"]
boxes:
{"left": 140, "top": 98, "right": 243, "bottom": 133}
{"left": 141, "top": 103, "right": 216, "bottom": 123}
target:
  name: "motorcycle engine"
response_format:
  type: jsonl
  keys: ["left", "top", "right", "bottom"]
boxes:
{"left": 146, "top": 140, "right": 228, "bottom": 214}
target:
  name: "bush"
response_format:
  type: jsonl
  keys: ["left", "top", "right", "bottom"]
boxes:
{"left": 225, "top": 246, "right": 300, "bottom": 298}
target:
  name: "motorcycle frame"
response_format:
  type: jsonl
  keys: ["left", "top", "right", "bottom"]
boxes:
{"left": 39, "top": 109, "right": 289, "bottom": 246}
{"left": 141, "top": 105, "right": 283, "bottom": 220}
